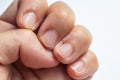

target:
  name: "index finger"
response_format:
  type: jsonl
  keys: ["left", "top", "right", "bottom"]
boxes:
{"left": 17, "top": 0, "right": 48, "bottom": 30}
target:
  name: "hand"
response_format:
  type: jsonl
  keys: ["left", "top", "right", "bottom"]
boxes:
{"left": 0, "top": 0, "right": 98, "bottom": 80}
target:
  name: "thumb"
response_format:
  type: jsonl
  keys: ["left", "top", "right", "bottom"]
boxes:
{"left": 0, "top": 29, "right": 58, "bottom": 68}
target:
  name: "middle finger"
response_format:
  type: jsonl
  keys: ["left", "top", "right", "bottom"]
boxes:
{"left": 37, "top": 1, "right": 75, "bottom": 49}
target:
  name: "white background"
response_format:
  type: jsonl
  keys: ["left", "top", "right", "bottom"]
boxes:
{"left": 0, "top": 0, "right": 120, "bottom": 80}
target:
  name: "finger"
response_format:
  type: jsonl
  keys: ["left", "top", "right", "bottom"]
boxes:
{"left": 11, "top": 65, "right": 23, "bottom": 80}
{"left": 0, "top": 0, "right": 19, "bottom": 25}
{"left": 33, "top": 64, "right": 71, "bottom": 80}
{"left": 0, "top": 65, "right": 11, "bottom": 80}
{"left": 37, "top": 1, "right": 75, "bottom": 49}
{"left": 14, "top": 61, "right": 39, "bottom": 80}
{"left": 0, "top": 29, "right": 58, "bottom": 68}
{"left": 17, "top": 0, "right": 48, "bottom": 30}
{"left": 67, "top": 50, "right": 99, "bottom": 80}
{"left": 54, "top": 25, "right": 92, "bottom": 64}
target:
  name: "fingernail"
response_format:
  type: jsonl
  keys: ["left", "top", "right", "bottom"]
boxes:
{"left": 22, "top": 12, "right": 36, "bottom": 29}
{"left": 55, "top": 43, "right": 73, "bottom": 59}
{"left": 71, "top": 61, "right": 84, "bottom": 73}
{"left": 41, "top": 30, "right": 58, "bottom": 49}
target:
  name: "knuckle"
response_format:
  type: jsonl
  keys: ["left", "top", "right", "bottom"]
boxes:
{"left": 76, "top": 25, "right": 92, "bottom": 46}
{"left": 16, "top": 29, "right": 36, "bottom": 41}
{"left": 57, "top": 9, "right": 69, "bottom": 19}
{"left": 50, "top": 7, "right": 69, "bottom": 20}
{"left": 48, "top": 1, "right": 75, "bottom": 24}
{"left": 21, "top": 29, "right": 34, "bottom": 37}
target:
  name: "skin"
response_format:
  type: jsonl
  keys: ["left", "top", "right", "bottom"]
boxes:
{"left": 0, "top": 0, "right": 99, "bottom": 80}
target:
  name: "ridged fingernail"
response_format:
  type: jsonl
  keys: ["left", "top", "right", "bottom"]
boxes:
{"left": 55, "top": 43, "right": 73, "bottom": 59}
{"left": 41, "top": 29, "right": 58, "bottom": 49}
{"left": 71, "top": 61, "right": 84, "bottom": 73}
{"left": 22, "top": 12, "right": 36, "bottom": 29}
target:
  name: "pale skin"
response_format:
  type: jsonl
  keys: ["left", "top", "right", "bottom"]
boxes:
{"left": 0, "top": 0, "right": 98, "bottom": 80}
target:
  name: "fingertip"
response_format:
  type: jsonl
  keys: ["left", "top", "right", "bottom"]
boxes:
{"left": 37, "top": 1, "right": 75, "bottom": 49}
{"left": 67, "top": 50, "right": 99, "bottom": 80}
{"left": 17, "top": 0, "right": 48, "bottom": 30}
{"left": 17, "top": 12, "right": 37, "bottom": 30}
{"left": 67, "top": 60, "right": 86, "bottom": 79}
{"left": 54, "top": 26, "right": 92, "bottom": 64}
